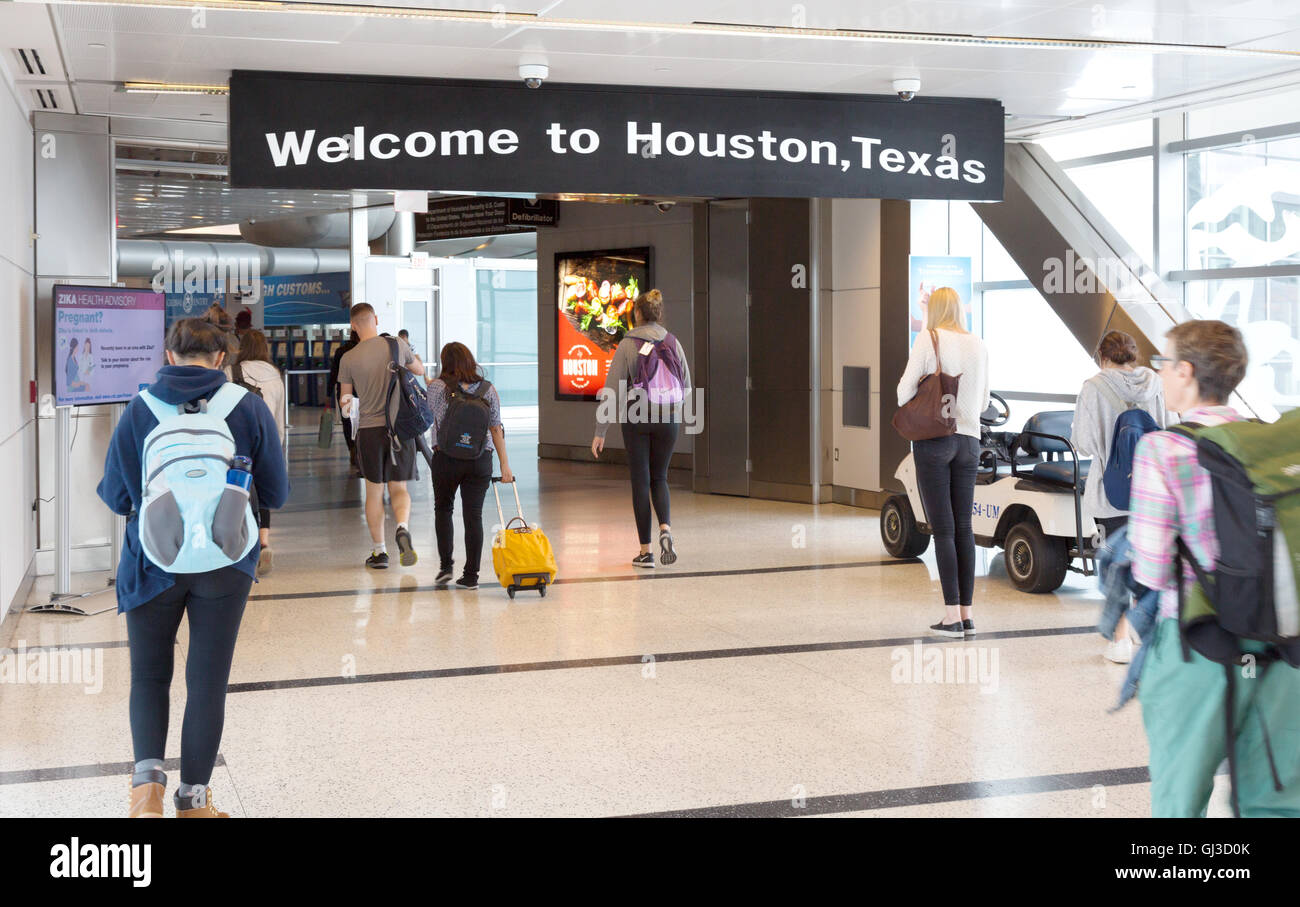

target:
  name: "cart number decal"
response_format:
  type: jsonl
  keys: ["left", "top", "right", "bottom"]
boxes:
{"left": 973, "top": 503, "right": 1000, "bottom": 519}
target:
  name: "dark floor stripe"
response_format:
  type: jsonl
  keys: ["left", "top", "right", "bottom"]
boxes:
{"left": 0, "top": 755, "right": 226, "bottom": 786}
{"left": 225, "top": 625, "right": 1095, "bottom": 694}
{"left": 246, "top": 557, "right": 918, "bottom": 602}
{"left": 619, "top": 765, "right": 1154, "bottom": 817}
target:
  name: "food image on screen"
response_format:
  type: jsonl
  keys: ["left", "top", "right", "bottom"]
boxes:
{"left": 555, "top": 248, "right": 651, "bottom": 400}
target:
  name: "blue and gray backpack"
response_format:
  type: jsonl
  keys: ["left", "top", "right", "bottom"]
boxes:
{"left": 1091, "top": 377, "right": 1161, "bottom": 511}
{"left": 137, "top": 383, "right": 258, "bottom": 573}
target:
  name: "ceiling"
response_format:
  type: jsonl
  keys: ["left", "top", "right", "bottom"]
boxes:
{"left": 5, "top": 0, "right": 1300, "bottom": 237}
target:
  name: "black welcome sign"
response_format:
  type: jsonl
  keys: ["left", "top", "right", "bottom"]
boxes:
{"left": 229, "top": 71, "right": 1004, "bottom": 201}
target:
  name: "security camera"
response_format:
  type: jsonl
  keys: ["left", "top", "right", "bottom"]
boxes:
{"left": 519, "top": 63, "right": 548, "bottom": 89}
{"left": 654, "top": 201, "right": 675, "bottom": 213}
{"left": 893, "top": 78, "right": 921, "bottom": 102}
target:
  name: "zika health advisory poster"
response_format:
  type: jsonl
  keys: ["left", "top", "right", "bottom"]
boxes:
{"left": 54, "top": 286, "right": 165, "bottom": 407}
{"left": 908, "top": 255, "right": 973, "bottom": 345}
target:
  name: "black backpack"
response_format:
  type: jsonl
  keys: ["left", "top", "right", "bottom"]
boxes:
{"left": 383, "top": 336, "right": 434, "bottom": 442}
{"left": 436, "top": 380, "right": 493, "bottom": 460}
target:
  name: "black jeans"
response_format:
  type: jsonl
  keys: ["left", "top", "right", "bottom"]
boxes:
{"left": 125, "top": 566, "right": 252, "bottom": 786}
{"left": 432, "top": 449, "right": 493, "bottom": 580}
{"left": 914, "top": 434, "right": 979, "bottom": 607}
{"left": 624, "top": 422, "right": 678, "bottom": 545}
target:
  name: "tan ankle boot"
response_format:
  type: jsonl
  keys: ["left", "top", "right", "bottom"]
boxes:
{"left": 129, "top": 782, "right": 165, "bottom": 818}
{"left": 176, "top": 787, "right": 229, "bottom": 818}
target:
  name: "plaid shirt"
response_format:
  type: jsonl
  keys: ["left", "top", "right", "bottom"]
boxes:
{"left": 429, "top": 378, "right": 502, "bottom": 453}
{"left": 1128, "top": 406, "right": 1244, "bottom": 619}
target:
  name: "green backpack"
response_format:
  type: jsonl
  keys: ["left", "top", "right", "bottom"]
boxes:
{"left": 1170, "top": 410, "right": 1300, "bottom": 665}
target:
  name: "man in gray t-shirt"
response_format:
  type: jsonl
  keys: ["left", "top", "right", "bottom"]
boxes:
{"left": 338, "top": 303, "right": 425, "bottom": 570}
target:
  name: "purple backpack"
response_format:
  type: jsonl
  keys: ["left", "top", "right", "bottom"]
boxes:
{"left": 633, "top": 333, "right": 686, "bottom": 405}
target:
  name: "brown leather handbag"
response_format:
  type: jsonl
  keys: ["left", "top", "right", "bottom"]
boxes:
{"left": 892, "top": 329, "right": 960, "bottom": 441}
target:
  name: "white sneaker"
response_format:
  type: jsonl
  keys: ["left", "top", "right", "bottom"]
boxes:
{"left": 1104, "top": 638, "right": 1133, "bottom": 664}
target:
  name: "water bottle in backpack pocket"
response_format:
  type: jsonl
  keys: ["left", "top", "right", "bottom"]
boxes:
{"left": 137, "top": 384, "right": 259, "bottom": 573}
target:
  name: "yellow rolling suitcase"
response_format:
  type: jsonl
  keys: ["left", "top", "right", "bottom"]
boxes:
{"left": 491, "top": 478, "right": 557, "bottom": 599}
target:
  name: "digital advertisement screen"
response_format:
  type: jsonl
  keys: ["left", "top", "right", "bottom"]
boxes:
{"left": 555, "top": 247, "right": 651, "bottom": 401}
{"left": 53, "top": 286, "right": 166, "bottom": 408}
{"left": 908, "top": 255, "right": 973, "bottom": 346}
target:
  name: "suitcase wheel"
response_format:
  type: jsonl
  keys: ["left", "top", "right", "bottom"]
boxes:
{"left": 507, "top": 586, "right": 516, "bottom": 599}
{"left": 538, "top": 584, "right": 547, "bottom": 598}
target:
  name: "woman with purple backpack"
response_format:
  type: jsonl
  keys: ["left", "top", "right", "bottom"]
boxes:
{"left": 591, "top": 289, "right": 692, "bottom": 568}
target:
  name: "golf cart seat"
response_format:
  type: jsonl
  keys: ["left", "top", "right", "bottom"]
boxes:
{"left": 1015, "top": 411, "right": 1090, "bottom": 489}
{"left": 1033, "top": 459, "right": 1091, "bottom": 485}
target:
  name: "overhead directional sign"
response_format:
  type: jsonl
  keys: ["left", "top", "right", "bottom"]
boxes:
{"left": 229, "top": 71, "right": 1005, "bottom": 201}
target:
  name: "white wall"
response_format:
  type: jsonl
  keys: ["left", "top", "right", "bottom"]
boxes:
{"left": 826, "top": 198, "right": 883, "bottom": 492}
{"left": 536, "top": 202, "right": 695, "bottom": 454}
{"left": 0, "top": 73, "right": 37, "bottom": 618}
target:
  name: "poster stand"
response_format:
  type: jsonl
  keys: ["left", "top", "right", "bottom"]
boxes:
{"left": 28, "top": 403, "right": 120, "bottom": 616}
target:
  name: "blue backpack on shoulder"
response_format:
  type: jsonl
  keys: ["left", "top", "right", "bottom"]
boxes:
{"left": 1103, "top": 407, "right": 1161, "bottom": 511}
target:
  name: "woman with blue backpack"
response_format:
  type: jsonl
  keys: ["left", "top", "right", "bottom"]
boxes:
{"left": 98, "top": 318, "right": 289, "bottom": 818}
{"left": 1071, "top": 330, "right": 1166, "bottom": 664}
{"left": 590, "top": 289, "right": 692, "bottom": 568}
{"left": 427, "top": 341, "right": 513, "bottom": 590}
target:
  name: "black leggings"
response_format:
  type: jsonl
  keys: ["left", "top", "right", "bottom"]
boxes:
{"left": 624, "top": 422, "right": 678, "bottom": 545}
{"left": 432, "top": 449, "right": 493, "bottom": 581}
{"left": 125, "top": 566, "right": 252, "bottom": 786}
{"left": 914, "top": 434, "right": 979, "bottom": 607}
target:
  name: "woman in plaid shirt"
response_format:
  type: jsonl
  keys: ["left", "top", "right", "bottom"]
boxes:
{"left": 1129, "top": 320, "right": 1300, "bottom": 817}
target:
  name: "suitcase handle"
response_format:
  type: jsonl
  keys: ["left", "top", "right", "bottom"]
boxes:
{"left": 491, "top": 477, "right": 525, "bottom": 530}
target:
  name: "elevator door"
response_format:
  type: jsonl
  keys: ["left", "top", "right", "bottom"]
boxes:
{"left": 707, "top": 201, "right": 750, "bottom": 496}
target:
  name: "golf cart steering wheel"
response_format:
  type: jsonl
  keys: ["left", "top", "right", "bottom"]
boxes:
{"left": 981, "top": 391, "right": 1010, "bottom": 427}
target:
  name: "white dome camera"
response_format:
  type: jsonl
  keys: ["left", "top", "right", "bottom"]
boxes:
{"left": 520, "top": 63, "right": 549, "bottom": 89}
{"left": 893, "top": 78, "right": 921, "bottom": 102}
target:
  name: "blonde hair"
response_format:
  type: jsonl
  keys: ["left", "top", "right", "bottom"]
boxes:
{"left": 925, "top": 287, "right": 968, "bottom": 333}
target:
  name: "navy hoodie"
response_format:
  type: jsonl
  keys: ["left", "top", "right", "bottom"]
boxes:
{"left": 97, "top": 365, "right": 290, "bottom": 612}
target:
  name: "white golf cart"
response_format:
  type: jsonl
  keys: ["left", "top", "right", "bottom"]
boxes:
{"left": 880, "top": 392, "right": 1097, "bottom": 593}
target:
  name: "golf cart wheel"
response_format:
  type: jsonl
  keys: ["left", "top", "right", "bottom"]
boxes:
{"left": 881, "top": 495, "right": 930, "bottom": 558}
{"left": 1003, "top": 520, "right": 1068, "bottom": 593}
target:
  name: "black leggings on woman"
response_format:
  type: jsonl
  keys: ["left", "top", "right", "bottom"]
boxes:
{"left": 125, "top": 566, "right": 252, "bottom": 786}
{"left": 913, "top": 434, "right": 979, "bottom": 607}
{"left": 624, "top": 422, "right": 678, "bottom": 545}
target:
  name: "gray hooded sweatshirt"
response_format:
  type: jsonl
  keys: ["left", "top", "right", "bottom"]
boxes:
{"left": 1071, "top": 366, "right": 1167, "bottom": 521}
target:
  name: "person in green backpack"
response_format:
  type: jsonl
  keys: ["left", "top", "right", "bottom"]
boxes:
{"left": 1129, "top": 319, "right": 1300, "bottom": 817}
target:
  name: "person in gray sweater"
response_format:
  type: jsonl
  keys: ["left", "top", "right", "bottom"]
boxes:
{"left": 1072, "top": 330, "right": 1166, "bottom": 663}
{"left": 591, "top": 289, "right": 692, "bottom": 568}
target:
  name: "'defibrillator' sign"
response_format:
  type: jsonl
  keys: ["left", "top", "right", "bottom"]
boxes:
{"left": 228, "top": 71, "right": 1005, "bottom": 201}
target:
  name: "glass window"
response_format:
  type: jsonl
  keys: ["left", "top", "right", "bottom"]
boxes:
{"left": 1186, "top": 137, "right": 1300, "bottom": 271}
{"left": 1185, "top": 276, "right": 1300, "bottom": 412}
{"left": 981, "top": 288, "right": 1099, "bottom": 398}
{"left": 1067, "top": 157, "right": 1154, "bottom": 264}
{"left": 910, "top": 199, "right": 949, "bottom": 255}
{"left": 1038, "top": 120, "right": 1153, "bottom": 162}
{"left": 476, "top": 268, "right": 538, "bottom": 408}
{"left": 1187, "top": 87, "right": 1300, "bottom": 140}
